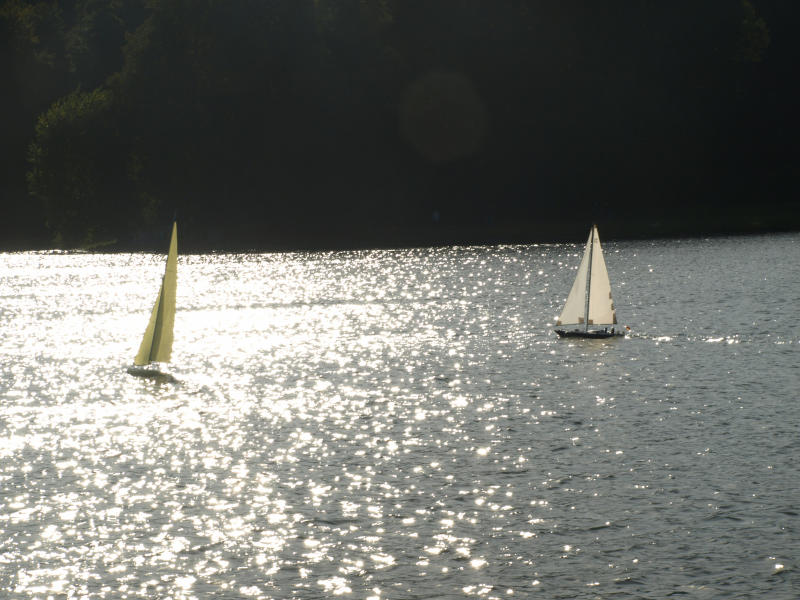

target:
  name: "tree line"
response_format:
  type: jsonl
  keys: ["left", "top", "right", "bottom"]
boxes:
{"left": 1, "top": 0, "right": 796, "bottom": 250}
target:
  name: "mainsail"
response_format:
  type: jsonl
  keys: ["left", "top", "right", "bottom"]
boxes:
{"left": 556, "top": 225, "right": 617, "bottom": 328}
{"left": 134, "top": 222, "right": 177, "bottom": 365}
{"left": 587, "top": 227, "right": 616, "bottom": 326}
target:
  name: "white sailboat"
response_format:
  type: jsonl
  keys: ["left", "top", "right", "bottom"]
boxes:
{"left": 554, "top": 225, "right": 625, "bottom": 338}
{"left": 128, "top": 222, "right": 178, "bottom": 374}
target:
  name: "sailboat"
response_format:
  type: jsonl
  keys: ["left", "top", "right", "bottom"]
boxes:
{"left": 128, "top": 221, "right": 178, "bottom": 374}
{"left": 554, "top": 225, "right": 625, "bottom": 339}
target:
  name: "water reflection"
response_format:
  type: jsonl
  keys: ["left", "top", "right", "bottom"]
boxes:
{"left": 1, "top": 237, "right": 799, "bottom": 597}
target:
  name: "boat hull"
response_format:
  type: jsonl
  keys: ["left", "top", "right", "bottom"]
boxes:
{"left": 126, "top": 365, "right": 178, "bottom": 383}
{"left": 555, "top": 329, "right": 624, "bottom": 339}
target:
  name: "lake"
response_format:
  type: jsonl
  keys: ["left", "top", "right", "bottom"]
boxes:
{"left": 1, "top": 233, "right": 798, "bottom": 599}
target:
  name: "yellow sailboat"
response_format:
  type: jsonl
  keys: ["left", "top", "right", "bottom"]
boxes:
{"left": 128, "top": 222, "right": 178, "bottom": 375}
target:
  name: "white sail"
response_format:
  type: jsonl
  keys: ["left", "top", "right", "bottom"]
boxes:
{"left": 556, "top": 225, "right": 617, "bottom": 328}
{"left": 587, "top": 227, "right": 617, "bottom": 325}
{"left": 134, "top": 222, "right": 177, "bottom": 366}
{"left": 556, "top": 232, "right": 592, "bottom": 326}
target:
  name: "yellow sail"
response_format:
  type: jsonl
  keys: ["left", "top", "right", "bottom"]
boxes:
{"left": 134, "top": 222, "right": 178, "bottom": 366}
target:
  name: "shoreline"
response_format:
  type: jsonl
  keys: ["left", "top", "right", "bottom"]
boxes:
{"left": 2, "top": 215, "right": 798, "bottom": 254}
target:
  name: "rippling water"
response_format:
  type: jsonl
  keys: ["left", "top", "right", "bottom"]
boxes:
{"left": 1, "top": 233, "right": 798, "bottom": 599}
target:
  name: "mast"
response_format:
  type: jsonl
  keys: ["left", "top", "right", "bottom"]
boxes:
{"left": 583, "top": 225, "right": 594, "bottom": 332}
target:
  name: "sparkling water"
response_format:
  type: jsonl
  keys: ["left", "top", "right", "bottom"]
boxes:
{"left": 1, "top": 233, "right": 798, "bottom": 599}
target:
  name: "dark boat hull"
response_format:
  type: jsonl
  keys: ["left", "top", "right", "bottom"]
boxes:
{"left": 126, "top": 365, "right": 178, "bottom": 383}
{"left": 555, "top": 329, "right": 624, "bottom": 339}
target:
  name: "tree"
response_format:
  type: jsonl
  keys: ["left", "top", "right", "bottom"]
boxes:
{"left": 738, "top": 0, "right": 770, "bottom": 63}
{"left": 28, "top": 87, "right": 132, "bottom": 246}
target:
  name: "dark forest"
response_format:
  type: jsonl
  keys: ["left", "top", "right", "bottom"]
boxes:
{"left": 1, "top": 1, "right": 798, "bottom": 251}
